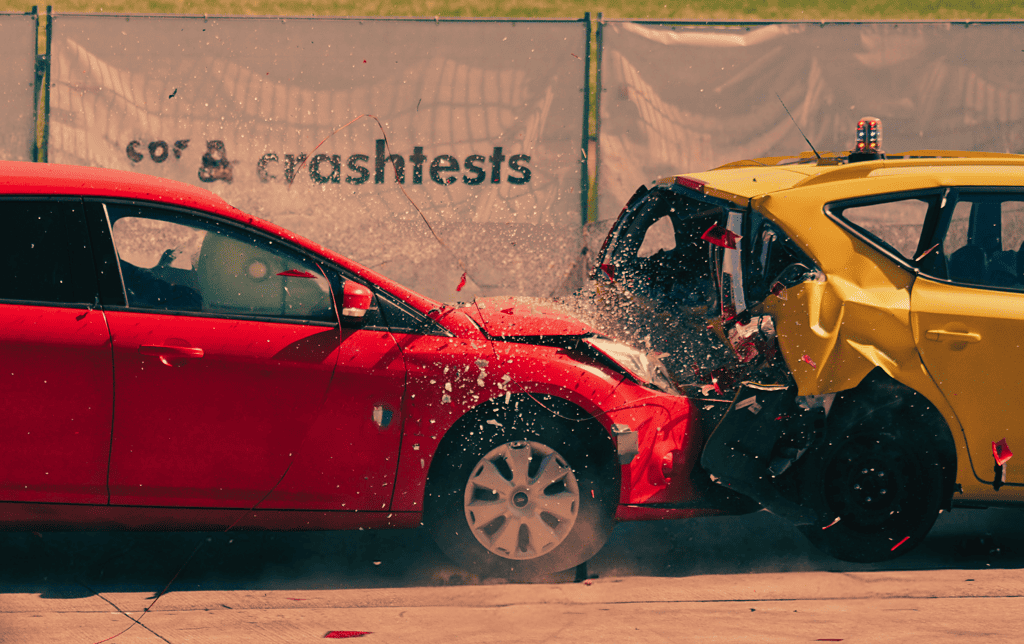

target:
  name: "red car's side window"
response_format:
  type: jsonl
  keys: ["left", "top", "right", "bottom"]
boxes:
{"left": 0, "top": 200, "right": 78, "bottom": 305}
{"left": 106, "top": 204, "right": 335, "bottom": 322}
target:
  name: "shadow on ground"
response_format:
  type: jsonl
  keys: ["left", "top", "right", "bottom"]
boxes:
{"left": 2, "top": 507, "right": 1022, "bottom": 598}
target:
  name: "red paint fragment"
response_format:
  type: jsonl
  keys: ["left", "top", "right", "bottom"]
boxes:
{"left": 890, "top": 535, "right": 911, "bottom": 552}
{"left": 821, "top": 516, "right": 841, "bottom": 531}
{"left": 277, "top": 269, "right": 316, "bottom": 278}
{"left": 815, "top": 640, "right": 843, "bottom": 642}
{"left": 583, "top": 579, "right": 593, "bottom": 586}
{"left": 325, "top": 632, "right": 370, "bottom": 639}
{"left": 701, "top": 224, "right": 740, "bottom": 250}
{"left": 501, "top": 307, "right": 515, "bottom": 315}
{"left": 363, "top": 60, "right": 367, "bottom": 63}
{"left": 455, "top": 272, "right": 467, "bottom": 291}
{"left": 710, "top": 377, "right": 723, "bottom": 395}
{"left": 993, "top": 438, "right": 1013, "bottom": 466}
{"left": 801, "top": 354, "right": 817, "bottom": 367}
{"left": 598, "top": 263, "right": 615, "bottom": 281}
{"left": 286, "top": 597, "right": 309, "bottom": 601}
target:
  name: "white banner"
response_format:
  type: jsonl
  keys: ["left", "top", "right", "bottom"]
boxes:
{"left": 0, "top": 13, "right": 38, "bottom": 162}
{"left": 49, "top": 15, "right": 588, "bottom": 301}
{"left": 599, "top": 21, "right": 1024, "bottom": 221}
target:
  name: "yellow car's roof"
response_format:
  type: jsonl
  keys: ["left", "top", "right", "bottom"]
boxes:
{"left": 664, "top": 151, "right": 1024, "bottom": 204}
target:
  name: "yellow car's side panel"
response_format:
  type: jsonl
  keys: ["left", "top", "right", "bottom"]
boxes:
{"left": 911, "top": 277, "right": 1024, "bottom": 496}
{"left": 749, "top": 188, "right": 1004, "bottom": 503}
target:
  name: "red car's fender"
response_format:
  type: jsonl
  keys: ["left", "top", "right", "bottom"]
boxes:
{"left": 389, "top": 334, "right": 703, "bottom": 513}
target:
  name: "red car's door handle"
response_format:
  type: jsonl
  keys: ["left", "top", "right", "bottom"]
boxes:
{"left": 139, "top": 345, "right": 205, "bottom": 366}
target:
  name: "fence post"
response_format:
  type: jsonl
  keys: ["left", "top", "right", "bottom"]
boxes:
{"left": 579, "top": 12, "right": 591, "bottom": 227}
{"left": 30, "top": 6, "right": 40, "bottom": 161}
{"left": 31, "top": 6, "right": 51, "bottom": 162}
{"left": 593, "top": 13, "right": 604, "bottom": 225}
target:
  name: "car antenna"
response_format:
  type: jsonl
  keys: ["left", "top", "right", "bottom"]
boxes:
{"left": 775, "top": 92, "right": 821, "bottom": 160}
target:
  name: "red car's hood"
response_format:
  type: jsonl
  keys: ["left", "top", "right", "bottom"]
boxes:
{"left": 460, "top": 297, "right": 593, "bottom": 338}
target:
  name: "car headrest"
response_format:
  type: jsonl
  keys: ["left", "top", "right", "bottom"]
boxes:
{"left": 948, "top": 244, "right": 988, "bottom": 285}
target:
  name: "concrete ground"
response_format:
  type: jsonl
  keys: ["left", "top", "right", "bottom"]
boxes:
{"left": 2, "top": 507, "right": 1023, "bottom": 643}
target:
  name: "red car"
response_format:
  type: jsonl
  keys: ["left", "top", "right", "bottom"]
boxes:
{"left": 0, "top": 161, "right": 745, "bottom": 577}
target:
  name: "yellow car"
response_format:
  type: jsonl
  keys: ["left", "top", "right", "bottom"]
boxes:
{"left": 592, "top": 136, "right": 1024, "bottom": 563}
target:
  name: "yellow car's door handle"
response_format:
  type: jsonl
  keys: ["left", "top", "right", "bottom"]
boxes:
{"left": 925, "top": 329, "right": 981, "bottom": 343}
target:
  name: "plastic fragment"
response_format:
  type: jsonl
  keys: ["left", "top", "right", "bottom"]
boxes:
{"left": 277, "top": 269, "right": 316, "bottom": 278}
{"left": 598, "top": 263, "right": 615, "bottom": 281}
{"left": 583, "top": 579, "right": 593, "bottom": 586}
{"left": 325, "top": 632, "right": 371, "bottom": 639}
{"left": 286, "top": 597, "right": 309, "bottom": 601}
{"left": 801, "top": 355, "right": 817, "bottom": 367}
{"left": 701, "top": 224, "right": 741, "bottom": 250}
{"left": 890, "top": 535, "right": 911, "bottom": 551}
{"left": 456, "top": 272, "right": 467, "bottom": 291}
{"left": 993, "top": 438, "right": 1013, "bottom": 466}
{"left": 769, "top": 281, "right": 788, "bottom": 300}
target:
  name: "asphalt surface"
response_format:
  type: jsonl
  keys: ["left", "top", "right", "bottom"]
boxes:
{"left": 2, "top": 507, "right": 1023, "bottom": 643}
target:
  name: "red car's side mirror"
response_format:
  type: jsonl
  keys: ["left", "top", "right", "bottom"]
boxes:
{"left": 341, "top": 281, "right": 373, "bottom": 319}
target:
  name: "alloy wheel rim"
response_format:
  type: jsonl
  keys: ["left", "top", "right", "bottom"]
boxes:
{"left": 463, "top": 440, "right": 580, "bottom": 560}
{"left": 823, "top": 433, "right": 918, "bottom": 531}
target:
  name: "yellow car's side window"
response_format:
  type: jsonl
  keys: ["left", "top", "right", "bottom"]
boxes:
{"left": 930, "top": 193, "right": 1024, "bottom": 291}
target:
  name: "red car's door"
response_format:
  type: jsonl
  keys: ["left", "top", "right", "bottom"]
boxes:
{"left": 96, "top": 202, "right": 345, "bottom": 508}
{"left": 0, "top": 198, "right": 113, "bottom": 504}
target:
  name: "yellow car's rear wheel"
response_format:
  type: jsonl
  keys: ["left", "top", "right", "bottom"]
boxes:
{"left": 797, "top": 424, "right": 943, "bottom": 562}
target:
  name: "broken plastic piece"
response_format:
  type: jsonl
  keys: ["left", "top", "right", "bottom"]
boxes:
{"left": 598, "top": 263, "right": 616, "bottom": 281}
{"left": 735, "top": 396, "right": 762, "bottom": 415}
{"left": 325, "top": 632, "right": 371, "bottom": 639}
{"left": 890, "top": 535, "right": 911, "bottom": 551}
{"left": 993, "top": 438, "right": 1013, "bottom": 466}
{"left": 769, "top": 280, "right": 788, "bottom": 300}
{"left": 277, "top": 268, "right": 316, "bottom": 278}
{"left": 914, "top": 242, "right": 940, "bottom": 262}
{"left": 701, "top": 224, "right": 741, "bottom": 250}
{"left": 456, "top": 272, "right": 467, "bottom": 291}
{"left": 801, "top": 354, "right": 817, "bottom": 367}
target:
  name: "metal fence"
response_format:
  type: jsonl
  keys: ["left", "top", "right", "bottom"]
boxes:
{"left": 9, "top": 10, "right": 1024, "bottom": 297}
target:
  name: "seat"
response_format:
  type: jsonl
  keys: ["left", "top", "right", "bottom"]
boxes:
{"left": 948, "top": 244, "right": 988, "bottom": 285}
{"left": 196, "top": 231, "right": 288, "bottom": 316}
{"left": 1017, "top": 240, "right": 1024, "bottom": 286}
{"left": 989, "top": 250, "right": 1018, "bottom": 287}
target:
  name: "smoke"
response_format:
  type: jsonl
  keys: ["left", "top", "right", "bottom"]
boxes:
{"left": 6, "top": 507, "right": 1024, "bottom": 597}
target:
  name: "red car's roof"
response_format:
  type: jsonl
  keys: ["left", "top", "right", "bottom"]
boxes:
{"left": 0, "top": 161, "right": 440, "bottom": 313}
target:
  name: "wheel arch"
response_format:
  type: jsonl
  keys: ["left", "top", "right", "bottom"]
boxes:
{"left": 425, "top": 392, "right": 620, "bottom": 501}
{"left": 823, "top": 367, "right": 958, "bottom": 510}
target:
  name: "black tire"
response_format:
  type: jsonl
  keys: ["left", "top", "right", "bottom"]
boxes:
{"left": 423, "top": 405, "right": 618, "bottom": 579}
{"left": 797, "top": 423, "right": 943, "bottom": 563}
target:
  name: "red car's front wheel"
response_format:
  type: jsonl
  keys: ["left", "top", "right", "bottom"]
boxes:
{"left": 424, "top": 408, "right": 617, "bottom": 579}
